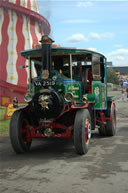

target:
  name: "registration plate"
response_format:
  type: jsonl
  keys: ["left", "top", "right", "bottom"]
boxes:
{"left": 34, "top": 80, "right": 56, "bottom": 87}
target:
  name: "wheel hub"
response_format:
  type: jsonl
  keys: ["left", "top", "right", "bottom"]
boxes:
{"left": 87, "top": 123, "right": 91, "bottom": 139}
{"left": 85, "top": 119, "right": 91, "bottom": 144}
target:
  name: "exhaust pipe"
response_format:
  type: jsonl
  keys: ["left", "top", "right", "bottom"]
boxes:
{"left": 40, "top": 36, "right": 54, "bottom": 79}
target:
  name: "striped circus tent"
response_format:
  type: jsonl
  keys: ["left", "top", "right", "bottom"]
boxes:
{"left": 0, "top": 0, "right": 50, "bottom": 104}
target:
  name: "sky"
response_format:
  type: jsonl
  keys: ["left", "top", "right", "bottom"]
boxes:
{"left": 38, "top": 0, "right": 128, "bottom": 66}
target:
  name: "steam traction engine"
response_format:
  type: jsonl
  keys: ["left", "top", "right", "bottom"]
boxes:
{"left": 10, "top": 36, "right": 116, "bottom": 155}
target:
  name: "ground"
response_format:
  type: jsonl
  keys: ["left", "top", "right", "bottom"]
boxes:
{"left": 0, "top": 95, "right": 128, "bottom": 193}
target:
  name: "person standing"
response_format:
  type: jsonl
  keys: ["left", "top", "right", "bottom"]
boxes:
{"left": 126, "top": 80, "right": 128, "bottom": 98}
{"left": 121, "top": 85, "right": 125, "bottom": 100}
{"left": 120, "top": 80, "right": 124, "bottom": 100}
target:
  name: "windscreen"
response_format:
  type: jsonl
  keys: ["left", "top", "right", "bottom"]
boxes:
{"left": 52, "top": 55, "right": 70, "bottom": 78}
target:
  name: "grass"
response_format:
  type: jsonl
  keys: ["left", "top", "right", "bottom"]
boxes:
{"left": 0, "top": 103, "right": 27, "bottom": 136}
{"left": 0, "top": 106, "right": 10, "bottom": 136}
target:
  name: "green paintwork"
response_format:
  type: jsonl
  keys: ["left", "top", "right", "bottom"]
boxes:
{"left": 86, "top": 93, "right": 96, "bottom": 103}
{"left": 52, "top": 71, "right": 81, "bottom": 101}
{"left": 107, "top": 96, "right": 116, "bottom": 101}
{"left": 66, "top": 83, "right": 81, "bottom": 101}
{"left": 28, "top": 69, "right": 81, "bottom": 102}
{"left": 21, "top": 45, "right": 110, "bottom": 109}
{"left": 92, "top": 81, "right": 107, "bottom": 109}
{"left": 53, "top": 82, "right": 81, "bottom": 102}
{"left": 53, "top": 81, "right": 81, "bottom": 101}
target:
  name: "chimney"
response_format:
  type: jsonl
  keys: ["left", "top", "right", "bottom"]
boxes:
{"left": 40, "top": 36, "right": 54, "bottom": 79}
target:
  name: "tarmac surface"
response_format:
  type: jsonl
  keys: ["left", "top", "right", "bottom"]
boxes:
{"left": 0, "top": 97, "right": 128, "bottom": 193}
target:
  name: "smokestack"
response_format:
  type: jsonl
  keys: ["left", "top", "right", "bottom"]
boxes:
{"left": 40, "top": 35, "right": 54, "bottom": 78}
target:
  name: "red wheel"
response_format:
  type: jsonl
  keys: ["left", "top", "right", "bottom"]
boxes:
{"left": 74, "top": 109, "right": 91, "bottom": 155}
{"left": 98, "top": 103, "right": 116, "bottom": 137}
{"left": 85, "top": 118, "right": 91, "bottom": 145}
{"left": 10, "top": 110, "right": 32, "bottom": 153}
{"left": 21, "top": 119, "right": 31, "bottom": 145}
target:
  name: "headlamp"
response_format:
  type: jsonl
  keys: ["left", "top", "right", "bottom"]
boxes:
{"left": 24, "top": 93, "right": 32, "bottom": 102}
{"left": 65, "top": 92, "right": 73, "bottom": 102}
{"left": 82, "top": 95, "right": 87, "bottom": 103}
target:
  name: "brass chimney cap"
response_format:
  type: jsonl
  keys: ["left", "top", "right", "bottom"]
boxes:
{"left": 39, "top": 35, "right": 54, "bottom": 44}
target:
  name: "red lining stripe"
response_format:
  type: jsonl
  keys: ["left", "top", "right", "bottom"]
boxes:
{"left": 16, "top": 13, "right": 27, "bottom": 87}
{"left": 30, "top": 20, "right": 38, "bottom": 48}
{"left": 16, "top": 0, "right": 21, "bottom": 6}
{"left": 27, "top": 0, "right": 31, "bottom": 9}
{"left": 0, "top": 9, "right": 10, "bottom": 82}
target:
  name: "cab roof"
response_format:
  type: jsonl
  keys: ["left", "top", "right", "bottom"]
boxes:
{"left": 21, "top": 46, "right": 106, "bottom": 60}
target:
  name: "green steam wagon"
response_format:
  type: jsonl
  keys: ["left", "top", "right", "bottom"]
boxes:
{"left": 9, "top": 36, "right": 116, "bottom": 155}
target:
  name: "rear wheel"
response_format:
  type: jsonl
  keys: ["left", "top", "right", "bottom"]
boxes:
{"left": 10, "top": 110, "right": 32, "bottom": 153}
{"left": 74, "top": 109, "right": 91, "bottom": 155}
{"left": 98, "top": 123, "right": 106, "bottom": 136}
{"left": 106, "top": 103, "right": 116, "bottom": 136}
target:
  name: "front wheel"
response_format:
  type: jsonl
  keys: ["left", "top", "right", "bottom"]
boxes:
{"left": 10, "top": 110, "right": 32, "bottom": 153}
{"left": 74, "top": 109, "right": 91, "bottom": 155}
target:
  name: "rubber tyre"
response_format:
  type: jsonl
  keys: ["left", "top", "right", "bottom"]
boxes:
{"left": 98, "top": 123, "right": 107, "bottom": 136}
{"left": 105, "top": 104, "right": 116, "bottom": 136}
{"left": 9, "top": 110, "right": 32, "bottom": 154}
{"left": 74, "top": 109, "right": 91, "bottom": 155}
